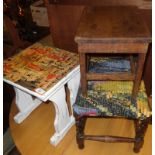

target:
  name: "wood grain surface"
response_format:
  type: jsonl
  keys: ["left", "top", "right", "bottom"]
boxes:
{"left": 75, "top": 6, "right": 151, "bottom": 44}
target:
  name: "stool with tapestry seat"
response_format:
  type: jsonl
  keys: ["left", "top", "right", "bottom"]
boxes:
{"left": 73, "top": 6, "right": 152, "bottom": 153}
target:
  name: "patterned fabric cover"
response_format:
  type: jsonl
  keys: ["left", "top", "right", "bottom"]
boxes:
{"left": 73, "top": 57, "right": 151, "bottom": 120}
{"left": 88, "top": 56, "right": 130, "bottom": 73}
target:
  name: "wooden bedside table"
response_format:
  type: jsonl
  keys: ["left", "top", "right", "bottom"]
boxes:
{"left": 75, "top": 6, "right": 151, "bottom": 98}
{"left": 3, "top": 43, "right": 80, "bottom": 146}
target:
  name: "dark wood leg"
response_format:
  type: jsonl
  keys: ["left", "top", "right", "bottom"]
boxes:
{"left": 129, "top": 55, "right": 135, "bottom": 74}
{"left": 75, "top": 115, "right": 87, "bottom": 149}
{"left": 79, "top": 53, "right": 87, "bottom": 97}
{"left": 143, "top": 44, "right": 152, "bottom": 96}
{"left": 86, "top": 54, "right": 90, "bottom": 72}
{"left": 132, "top": 53, "right": 146, "bottom": 98}
{"left": 133, "top": 119, "right": 149, "bottom": 153}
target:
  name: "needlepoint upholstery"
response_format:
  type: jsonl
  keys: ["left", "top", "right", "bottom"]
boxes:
{"left": 73, "top": 57, "right": 151, "bottom": 120}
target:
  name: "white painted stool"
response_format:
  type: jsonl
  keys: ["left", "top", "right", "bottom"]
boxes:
{"left": 3, "top": 43, "right": 80, "bottom": 146}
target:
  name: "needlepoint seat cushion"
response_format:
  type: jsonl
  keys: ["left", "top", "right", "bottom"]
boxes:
{"left": 73, "top": 57, "right": 151, "bottom": 120}
{"left": 73, "top": 81, "right": 151, "bottom": 120}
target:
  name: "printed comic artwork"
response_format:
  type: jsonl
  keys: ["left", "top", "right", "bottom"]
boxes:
{"left": 4, "top": 43, "right": 79, "bottom": 94}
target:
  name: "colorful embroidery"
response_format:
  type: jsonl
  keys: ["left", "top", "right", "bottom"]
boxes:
{"left": 88, "top": 56, "right": 130, "bottom": 73}
{"left": 73, "top": 81, "right": 151, "bottom": 120}
{"left": 73, "top": 56, "right": 151, "bottom": 120}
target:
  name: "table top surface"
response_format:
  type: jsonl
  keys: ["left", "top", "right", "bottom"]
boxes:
{"left": 3, "top": 43, "right": 79, "bottom": 100}
{"left": 75, "top": 6, "right": 151, "bottom": 43}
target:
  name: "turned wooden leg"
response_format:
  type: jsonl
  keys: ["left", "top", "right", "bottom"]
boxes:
{"left": 75, "top": 115, "right": 87, "bottom": 149}
{"left": 133, "top": 119, "right": 149, "bottom": 153}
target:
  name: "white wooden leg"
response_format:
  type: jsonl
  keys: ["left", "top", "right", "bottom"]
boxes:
{"left": 67, "top": 72, "right": 80, "bottom": 112}
{"left": 14, "top": 88, "right": 42, "bottom": 124}
{"left": 49, "top": 72, "right": 80, "bottom": 146}
{"left": 49, "top": 86, "right": 74, "bottom": 146}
